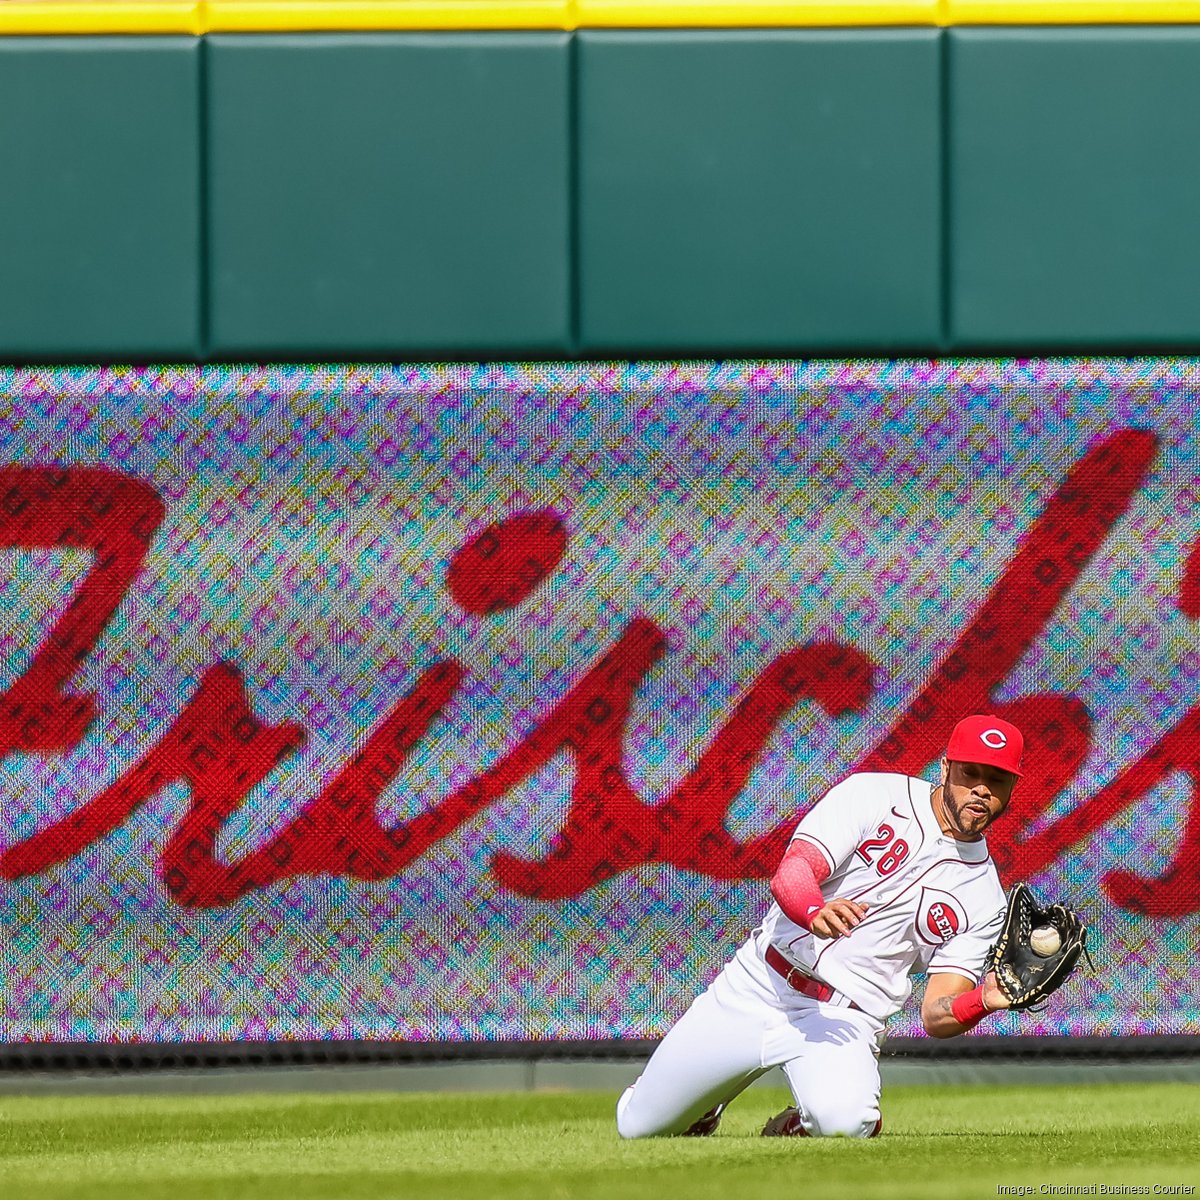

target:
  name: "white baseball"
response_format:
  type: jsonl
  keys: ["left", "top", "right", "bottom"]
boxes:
{"left": 1030, "top": 925, "right": 1062, "bottom": 957}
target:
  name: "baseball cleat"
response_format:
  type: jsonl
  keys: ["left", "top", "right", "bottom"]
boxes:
{"left": 681, "top": 1104, "right": 725, "bottom": 1136}
{"left": 761, "top": 1107, "right": 809, "bottom": 1137}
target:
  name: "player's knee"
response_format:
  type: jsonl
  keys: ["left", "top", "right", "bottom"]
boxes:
{"left": 617, "top": 1083, "right": 719, "bottom": 1139}
{"left": 805, "top": 1101, "right": 881, "bottom": 1139}
{"left": 616, "top": 1108, "right": 654, "bottom": 1139}
{"left": 615, "top": 1083, "right": 656, "bottom": 1139}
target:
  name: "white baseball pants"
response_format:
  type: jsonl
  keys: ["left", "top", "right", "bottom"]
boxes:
{"left": 616, "top": 938, "right": 885, "bottom": 1139}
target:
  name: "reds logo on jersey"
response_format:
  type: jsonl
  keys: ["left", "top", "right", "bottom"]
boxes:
{"left": 916, "top": 888, "right": 969, "bottom": 945}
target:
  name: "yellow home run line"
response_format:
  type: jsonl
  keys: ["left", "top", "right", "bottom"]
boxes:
{"left": 2, "top": 0, "right": 1200, "bottom": 34}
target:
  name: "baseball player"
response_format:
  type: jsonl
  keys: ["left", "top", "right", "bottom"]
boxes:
{"left": 616, "top": 715, "right": 1036, "bottom": 1139}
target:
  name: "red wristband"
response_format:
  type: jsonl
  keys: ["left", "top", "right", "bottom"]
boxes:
{"left": 950, "top": 985, "right": 993, "bottom": 1026}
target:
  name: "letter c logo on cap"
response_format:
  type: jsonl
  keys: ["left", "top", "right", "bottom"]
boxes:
{"left": 980, "top": 728, "right": 1007, "bottom": 749}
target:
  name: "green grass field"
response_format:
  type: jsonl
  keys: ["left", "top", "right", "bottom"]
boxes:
{"left": 2, "top": 1082, "right": 1197, "bottom": 1200}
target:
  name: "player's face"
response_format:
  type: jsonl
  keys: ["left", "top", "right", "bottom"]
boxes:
{"left": 938, "top": 758, "right": 1017, "bottom": 840}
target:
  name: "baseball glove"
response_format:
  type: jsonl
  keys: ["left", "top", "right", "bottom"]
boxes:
{"left": 985, "top": 883, "right": 1089, "bottom": 1011}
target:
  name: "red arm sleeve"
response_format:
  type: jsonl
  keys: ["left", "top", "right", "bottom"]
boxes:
{"left": 771, "top": 839, "right": 832, "bottom": 931}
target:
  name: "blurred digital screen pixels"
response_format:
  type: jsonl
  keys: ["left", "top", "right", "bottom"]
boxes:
{"left": 0, "top": 360, "right": 1197, "bottom": 1044}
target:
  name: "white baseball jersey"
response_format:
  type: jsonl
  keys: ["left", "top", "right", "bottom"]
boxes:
{"left": 758, "top": 771, "right": 1007, "bottom": 1021}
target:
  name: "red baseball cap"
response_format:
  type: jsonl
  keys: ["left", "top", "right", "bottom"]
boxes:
{"left": 945, "top": 715, "right": 1024, "bottom": 777}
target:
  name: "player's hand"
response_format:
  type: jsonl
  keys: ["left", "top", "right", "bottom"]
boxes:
{"left": 981, "top": 969, "right": 1013, "bottom": 1011}
{"left": 809, "top": 898, "right": 869, "bottom": 939}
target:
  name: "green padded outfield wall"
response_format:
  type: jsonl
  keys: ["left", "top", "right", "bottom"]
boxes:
{"left": 948, "top": 28, "right": 1200, "bottom": 351}
{"left": 2, "top": 28, "right": 1200, "bottom": 358}
{"left": 206, "top": 34, "right": 572, "bottom": 359}
{"left": 0, "top": 37, "right": 201, "bottom": 362}
{"left": 576, "top": 31, "right": 941, "bottom": 355}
